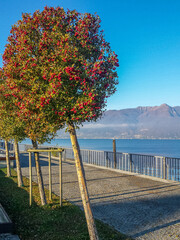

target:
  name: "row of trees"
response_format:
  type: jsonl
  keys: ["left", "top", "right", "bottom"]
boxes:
{"left": 0, "top": 6, "right": 119, "bottom": 240}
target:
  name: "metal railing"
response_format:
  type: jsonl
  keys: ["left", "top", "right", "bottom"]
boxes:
{"left": 64, "top": 148, "right": 180, "bottom": 182}
{"left": 0, "top": 141, "right": 14, "bottom": 156}
{"left": 19, "top": 144, "right": 180, "bottom": 182}
{"left": 0, "top": 141, "right": 14, "bottom": 152}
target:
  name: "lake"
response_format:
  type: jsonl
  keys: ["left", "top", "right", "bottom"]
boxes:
{"left": 20, "top": 139, "right": 180, "bottom": 158}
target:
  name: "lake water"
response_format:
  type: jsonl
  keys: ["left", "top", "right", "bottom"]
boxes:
{"left": 20, "top": 139, "right": 180, "bottom": 158}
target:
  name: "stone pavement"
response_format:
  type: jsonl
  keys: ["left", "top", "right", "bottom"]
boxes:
{"left": 20, "top": 153, "right": 180, "bottom": 240}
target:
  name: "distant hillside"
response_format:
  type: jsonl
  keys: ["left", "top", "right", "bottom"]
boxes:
{"left": 57, "top": 104, "right": 180, "bottom": 139}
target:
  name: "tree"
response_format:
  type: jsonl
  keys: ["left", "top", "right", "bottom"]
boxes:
{"left": 0, "top": 72, "right": 24, "bottom": 185}
{"left": 2, "top": 6, "right": 119, "bottom": 239}
{"left": 1, "top": 46, "right": 60, "bottom": 206}
{"left": 0, "top": 76, "right": 12, "bottom": 177}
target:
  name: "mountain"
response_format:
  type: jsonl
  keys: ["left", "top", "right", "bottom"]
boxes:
{"left": 57, "top": 104, "right": 180, "bottom": 139}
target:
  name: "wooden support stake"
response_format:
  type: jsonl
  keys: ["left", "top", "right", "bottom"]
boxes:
{"left": 29, "top": 152, "right": 32, "bottom": 206}
{"left": 59, "top": 152, "right": 62, "bottom": 206}
{"left": 48, "top": 152, "right": 52, "bottom": 201}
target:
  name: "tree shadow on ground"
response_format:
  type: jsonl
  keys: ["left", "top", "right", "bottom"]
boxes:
{"left": 132, "top": 219, "right": 180, "bottom": 238}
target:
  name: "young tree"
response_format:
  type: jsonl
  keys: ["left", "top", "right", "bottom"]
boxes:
{"left": 0, "top": 78, "right": 11, "bottom": 177}
{"left": 1, "top": 57, "right": 60, "bottom": 205}
{"left": 2, "top": 6, "right": 119, "bottom": 239}
{"left": 0, "top": 74, "right": 25, "bottom": 185}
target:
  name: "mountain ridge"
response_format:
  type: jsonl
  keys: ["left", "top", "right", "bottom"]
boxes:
{"left": 57, "top": 104, "right": 180, "bottom": 139}
{"left": 76, "top": 104, "right": 180, "bottom": 139}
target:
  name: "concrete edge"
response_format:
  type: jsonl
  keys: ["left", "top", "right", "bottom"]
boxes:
{"left": 83, "top": 163, "right": 180, "bottom": 185}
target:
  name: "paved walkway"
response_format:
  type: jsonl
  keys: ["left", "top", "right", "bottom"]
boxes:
{"left": 0, "top": 234, "right": 20, "bottom": 240}
{"left": 19, "top": 153, "right": 180, "bottom": 240}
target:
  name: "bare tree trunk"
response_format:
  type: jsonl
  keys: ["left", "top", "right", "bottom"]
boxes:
{"left": 31, "top": 140, "right": 46, "bottom": 205}
{"left": 68, "top": 123, "right": 99, "bottom": 240}
{"left": 5, "top": 140, "right": 11, "bottom": 177}
{"left": 14, "top": 139, "right": 23, "bottom": 187}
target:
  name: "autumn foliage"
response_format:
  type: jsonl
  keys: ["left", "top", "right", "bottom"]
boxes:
{"left": 2, "top": 6, "right": 119, "bottom": 134}
{"left": 0, "top": 70, "right": 25, "bottom": 142}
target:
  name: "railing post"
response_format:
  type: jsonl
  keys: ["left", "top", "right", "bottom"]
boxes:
{"left": 167, "top": 161, "right": 169, "bottom": 180}
{"left": 129, "top": 154, "right": 133, "bottom": 172}
{"left": 155, "top": 156, "right": 158, "bottom": 177}
{"left": 88, "top": 150, "right": 90, "bottom": 164}
{"left": 106, "top": 152, "right": 108, "bottom": 168}
{"left": 63, "top": 149, "right": 66, "bottom": 161}
{"left": 163, "top": 157, "right": 166, "bottom": 179}
{"left": 122, "top": 153, "right": 124, "bottom": 170}
{"left": 125, "top": 153, "right": 127, "bottom": 171}
{"left": 113, "top": 139, "right": 116, "bottom": 169}
{"left": 122, "top": 153, "right": 128, "bottom": 171}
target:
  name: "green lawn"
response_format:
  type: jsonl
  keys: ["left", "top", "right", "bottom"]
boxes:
{"left": 0, "top": 168, "right": 131, "bottom": 240}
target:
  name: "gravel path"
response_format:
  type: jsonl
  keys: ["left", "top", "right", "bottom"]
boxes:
{"left": 19, "top": 152, "right": 180, "bottom": 240}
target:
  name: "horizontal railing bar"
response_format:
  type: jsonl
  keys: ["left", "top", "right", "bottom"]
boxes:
{"left": 165, "top": 157, "right": 180, "bottom": 160}
{"left": 27, "top": 148, "right": 64, "bottom": 152}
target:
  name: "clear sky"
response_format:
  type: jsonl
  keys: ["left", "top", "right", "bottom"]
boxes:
{"left": 1, "top": 0, "right": 180, "bottom": 110}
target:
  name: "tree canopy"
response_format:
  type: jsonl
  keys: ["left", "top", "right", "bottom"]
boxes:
{"left": 2, "top": 6, "right": 119, "bottom": 135}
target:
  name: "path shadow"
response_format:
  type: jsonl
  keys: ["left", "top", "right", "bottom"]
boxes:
{"left": 89, "top": 194, "right": 180, "bottom": 238}
{"left": 86, "top": 185, "right": 180, "bottom": 203}
{"left": 132, "top": 219, "right": 180, "bottom": 238}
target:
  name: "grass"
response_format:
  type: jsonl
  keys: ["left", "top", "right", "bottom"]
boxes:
{"left": 0, "top": 168, "right": 132, "bottom": 240}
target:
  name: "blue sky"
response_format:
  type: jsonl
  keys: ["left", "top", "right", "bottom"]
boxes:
{"left": 1, "top": 0, "right": 180, "bottom": 110}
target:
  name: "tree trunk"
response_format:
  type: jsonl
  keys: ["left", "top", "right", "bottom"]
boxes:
{"left": 68, "top": 123, "right": 99, "bottom": 240}
{"left": 31, "top": 140, "right": 47, "bottom": 205}
{"left": 5, "top": 140, "right": 11, "bottom": 177}
{"left": 14, "top": 139, "right": 23, "bottom": 187}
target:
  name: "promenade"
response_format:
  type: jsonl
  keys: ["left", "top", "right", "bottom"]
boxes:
{"left": 19, "top": 152, "right": 180, "bottom": 240}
